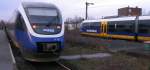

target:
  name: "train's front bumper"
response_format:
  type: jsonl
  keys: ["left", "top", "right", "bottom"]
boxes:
{"left": 21, "top": 42, "right": 62, "bottom": 62}
{"left": 20, "top": 35, "right": 64, "bottom": 62}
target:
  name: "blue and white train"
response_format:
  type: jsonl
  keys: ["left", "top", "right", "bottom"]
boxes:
{"left": 6, "top": 2, "right": 64, "bottom": 62}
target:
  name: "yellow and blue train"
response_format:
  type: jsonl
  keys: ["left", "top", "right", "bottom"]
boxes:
{"left": 80, "top": 16, "right": 150, "bottom": 41}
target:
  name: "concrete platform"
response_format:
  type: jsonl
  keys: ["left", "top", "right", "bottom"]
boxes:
{"left": 0, "top": 30, "right": 16, "bottom": 70}
{"left": 60, "top": 53, "right": 111, "bottom": 60}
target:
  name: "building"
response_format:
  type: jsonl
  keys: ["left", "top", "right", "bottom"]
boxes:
{"left": 118, "top": 6, "right": 142, "bottom": 16}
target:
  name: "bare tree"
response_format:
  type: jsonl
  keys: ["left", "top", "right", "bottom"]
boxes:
{"left": 65, "top": 16, "right": 84, "bottom": 30}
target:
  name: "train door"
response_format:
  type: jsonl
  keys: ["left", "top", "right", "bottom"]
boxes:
{"left": 100, "top": 20, "right": 108, "bottom": 37}
{"left": 15, "top": 13, "right": 27, "bottom": 48}
{"left": 135, "top": 17, "right": 139, "bottom": 41}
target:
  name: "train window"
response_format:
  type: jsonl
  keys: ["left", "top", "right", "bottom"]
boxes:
{"left": 93, "top": 22, "right": 100, "bottom": 27}
{"left": 110, "top": 21, "right": 135, "bottom": 34}
{"left": 82, "top": 22, "right": 100, "bottom": 27}
{"left": 82, "top": 22, "right": 90, "bottom": 27}
{"left": 138, "top": 20, "right": 150, "bottom": 34}
{"left": 28, "top": 8, "right": 57, "bottom": 16}
{"left": 108, "top": 21, "right": 116, "bottom": 32}
{"left": 26, "top": 8, "right": 60, "bottom": 24}
{"left": 89, "top": 22, "right": 99, "bottom": 27}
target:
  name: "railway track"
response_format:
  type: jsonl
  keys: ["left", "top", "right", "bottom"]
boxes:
{"left": 56, "top": 62, "right": 72, "bottom": 70}
{"left": 9, "top": 42, "right": 72, "bottom": 70}
{"left": 13, "top": 57, "right": 72, "bottom": 70}
{"left": 8, "top": 39, "right": 72, "bottom": 70}
{"left": 21, "top": 61, "right": 72, "bottom": 70}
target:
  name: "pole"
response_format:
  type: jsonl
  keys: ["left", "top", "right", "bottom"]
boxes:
{"left": 85, "top": 2, "right": 94, "bottom": 20}
{"left": 85, "top": 2, "right": 88, "bottom": 20}
{"left": 135, "top": 16, "right": 139, "bottom": 41}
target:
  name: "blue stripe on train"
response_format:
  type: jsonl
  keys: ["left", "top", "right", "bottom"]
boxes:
{"left": 138, "top": 33, "right": 150, "bottom": 37}
{"left": 15, "top": 29, "right": 64, "bottom": 52}
{"left": 31, "top": 35, "right": 64, "bottom": 49}
{"left": 107, "top": 32, "right": 136, "bottom": 36}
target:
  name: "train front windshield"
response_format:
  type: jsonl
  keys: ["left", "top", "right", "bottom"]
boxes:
{"left": 26, "top": 8, "right": 61, "bottom": 35}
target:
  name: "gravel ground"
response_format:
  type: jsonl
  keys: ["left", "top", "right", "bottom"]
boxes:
{"left": 62, "top": 29, "right": 109, "bottom": 56}
{"left": 64, "top": 53, "right": 150, "bottom": 70}
{"left": 62, "top": 29, "right": 150, "bottom": 70}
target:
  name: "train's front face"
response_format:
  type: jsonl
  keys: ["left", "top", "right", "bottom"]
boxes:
{"left": 19, "top": 3, "right": 64, "bottom": 62}
{"left": 27, "top": 8, "right": 62, "bottom": 35}
{"left": 80, "top": 21, "right": 101, "bottom": 36}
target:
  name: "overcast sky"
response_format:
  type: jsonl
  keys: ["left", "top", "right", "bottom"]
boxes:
{"left": 0, "top": 0, "right": 150, "bottom": 21}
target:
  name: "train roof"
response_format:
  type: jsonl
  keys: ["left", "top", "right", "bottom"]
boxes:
{"left": 22, "top": 2, "right": 57, "bottom": 8}
{"left": 82, "top": 20, "right": 100, "bottom": 23}
{"left": 82, "top": 17, "right": 136, "bottom": 23}
{"left": 83, "top": 16, "right": 150, "bottom": 23}
{"left": 105, "top": 16, "right": 150, "bottom": 21}
{"left": 139, "top": 16, "right": 150, "bottom": 20}
{"left": 104, "top": 16, "right": 136, "bottom": 21}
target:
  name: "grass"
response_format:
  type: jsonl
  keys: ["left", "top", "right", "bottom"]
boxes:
{"left": 62, "top": 29, "right": 109, "bottom": 56}
{"left": 62, "top": 45, "right": 107, "bottom": 56}
{"left": 63, "top": 53, "right": 150, "bottom": 70}
{"left": 62, "top": 29, "right": 150, "bottom": 70}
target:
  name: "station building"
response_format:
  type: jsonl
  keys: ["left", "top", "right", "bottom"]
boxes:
{"left": 118, "top": 6, "right": 142, "bottom": 16}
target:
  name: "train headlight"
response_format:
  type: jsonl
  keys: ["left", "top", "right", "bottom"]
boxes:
{"left": 32, "top": 24, "right": 37, "bottom": 29}
{"left": 56, "top": 26, "right": 61, "bottom": 29}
